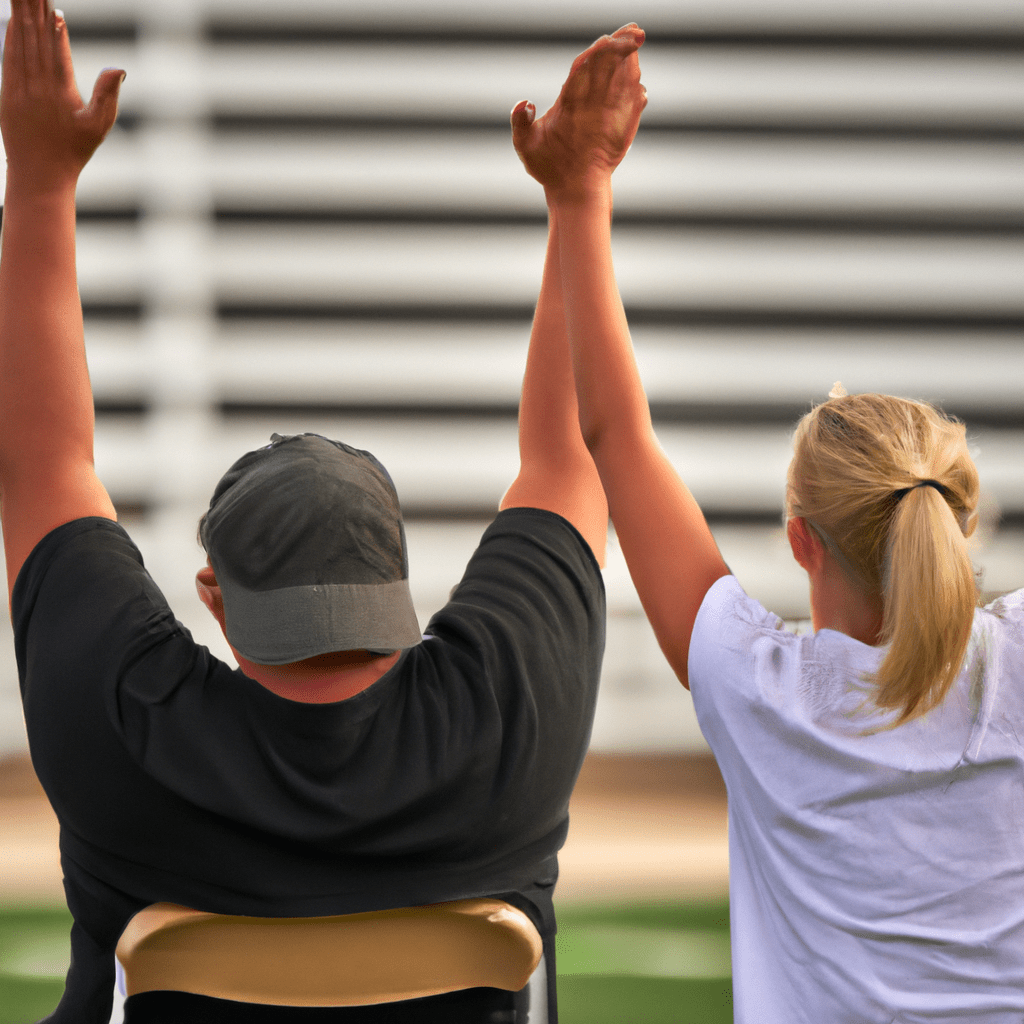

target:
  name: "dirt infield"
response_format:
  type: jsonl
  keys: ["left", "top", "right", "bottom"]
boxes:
{"left": 0, "top": 751, "right": 729, "bottom": 905}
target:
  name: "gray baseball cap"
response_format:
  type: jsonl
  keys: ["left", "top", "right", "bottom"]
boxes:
{"left": 199, "top": 433, "right": 421, "bottom": 664}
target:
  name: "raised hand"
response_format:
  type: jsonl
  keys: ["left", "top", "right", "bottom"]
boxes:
{"left": 511, "top": 24, "right": 647, "bottom": 203}
{"left": 1, "top": 0, "right": 124, "bottom": 194}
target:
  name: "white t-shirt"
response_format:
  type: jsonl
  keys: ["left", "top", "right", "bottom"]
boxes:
{"left": 689, "top": 576, "right": 1024, "bottom": 1023}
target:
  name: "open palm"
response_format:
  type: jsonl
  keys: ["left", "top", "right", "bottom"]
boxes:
{"left": 512, "top": 24, "right": 647, "bottom": 201}
{"left": 1, "top": 0, "right": 123, "bottom": 192}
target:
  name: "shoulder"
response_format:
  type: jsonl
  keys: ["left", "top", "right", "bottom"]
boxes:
{"left": 980, "top": 588, "right": 1024, "bottom": 624}
{"left": 423, "top": 508, "right": 605, "bottom": 663}
{"left": 688, "top": 575, "right": 809, "bottom": 715}
{"left": 480, "top": 506, "right": 601, "bottom": 562}
{"left": 11, "top": 516, "right": 187, "bottom": 680}
{"left": 12, "top": 516, "right": 142, "bottom": 617}
{"left": 976, "top": 588, "right": 1024, "bottom": 664}
{"left": 462, "top": 507, "right": 604, "bottom": 597}
{"left": 689, "top": 575, "right": 787, "bottom": 662}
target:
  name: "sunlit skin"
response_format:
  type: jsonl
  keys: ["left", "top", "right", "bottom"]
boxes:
{"left": 513, "top": 25, "right": 730, "bottom": 689}
{"left": 0, "top": 0, "right": 124, "bottom": 606}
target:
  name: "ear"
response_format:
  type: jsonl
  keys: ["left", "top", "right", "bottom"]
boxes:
{"left": 195, "top": 564, "right": 226, "bottom": 628}
{"left": 787, "top": 516, "right": 824, "bottom": 574}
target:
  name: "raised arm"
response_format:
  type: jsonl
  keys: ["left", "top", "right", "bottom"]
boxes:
{"left": 0, "top": 0, "right": 123, "bottom": 602}
{"left": 499, "top": 109, "right": 608, "bottom": 564}
{"left": 513, "top": 25, "right": 729, "bottom": 686}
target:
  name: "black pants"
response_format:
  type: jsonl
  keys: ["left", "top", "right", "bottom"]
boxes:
{"left": 123, "top": 987, "right": 527, "bottom": 1023}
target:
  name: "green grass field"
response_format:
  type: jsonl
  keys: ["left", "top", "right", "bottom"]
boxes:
{"left": 556, "top": 900, "right": 733, "bottom": 1024}
{"left": 0, "top": 899, "right": 732, "bottom": 1024}
{"left": 0, "top": 905, "right": 70, "bottom": 1024}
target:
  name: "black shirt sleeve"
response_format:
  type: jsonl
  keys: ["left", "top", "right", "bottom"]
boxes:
{"left": 422, "top": 506, "right": 606, "bottom": 853}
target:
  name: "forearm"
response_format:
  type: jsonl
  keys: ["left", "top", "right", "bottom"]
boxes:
{"left": 516, "top": 25, "right": 729, "bottom": 684}
{"left": 501, "top": 208, "right": 608, "bottom": 562}
{"left": 0, "top": 178, "right": 95, "bottom": 483}
{"left": 550, "top": 189, "right": 653, "bottom": 459}
{"left": 552, "top": 184, "right": 729, "bottom": 683}
{"left": 517, "top": 215, "right": 591, "bottom": 470}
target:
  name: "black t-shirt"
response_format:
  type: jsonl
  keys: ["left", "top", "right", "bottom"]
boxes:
{"left": 13, "top": 507, "right": 604, "bottom": 1024}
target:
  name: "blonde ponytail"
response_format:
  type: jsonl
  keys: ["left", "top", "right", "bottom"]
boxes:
{"left": 787, "top": 393, "right": 980, "bottom": 725}
{"left": 878, "top": 482, "right": 978, "bottom": 722}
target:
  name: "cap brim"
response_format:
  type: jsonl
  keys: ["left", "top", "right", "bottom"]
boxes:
{"left": 221, "top": 577, "right": 422, "bottom": 664}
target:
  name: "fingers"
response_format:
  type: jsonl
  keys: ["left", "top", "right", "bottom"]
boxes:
{"left": 7, "top": 0, "right": 61, "bottom": 87}
{"left": 51, "top": 10, "right": 75, "bottom": 88}
{"left": 84, "top": 66, "right": 125, "bottom": 138}
{"left": 21, "top": 0, "right": 50, "bottom": 73}
{"left": 511, "top": 99, "right": 535, "bottom": 125}
{"left": 610, "top": 23, "right": 645, "bottom": 48}
{"left": 8, "top": 0, "right": 40, "bottom": 85}
{"left": 585, "top": 24, "right": 645, "bottom": 69}
{"left": 563, "top": 24, "right": 646, "bottom": 106}
{"left": 510, "top": 99, "right": 536, "bottom": 143}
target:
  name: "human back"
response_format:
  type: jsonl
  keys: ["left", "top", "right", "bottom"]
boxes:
{"left": 692, "top": 573, "right": 1024, "bottom": 1021}
{"left": 695, "top": 390, "right": 1024, "bottom": 1020}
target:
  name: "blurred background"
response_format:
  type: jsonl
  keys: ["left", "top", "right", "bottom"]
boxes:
{"left": 0, "top": 0, "right": 1021, "bottom": 761}
{"left": 0, "top": 1, "right": 1021, "bottom": 1020}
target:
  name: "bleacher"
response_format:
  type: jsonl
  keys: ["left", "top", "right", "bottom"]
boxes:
{"left": 1, "top": 0, "right": 1021, "bottom": 752}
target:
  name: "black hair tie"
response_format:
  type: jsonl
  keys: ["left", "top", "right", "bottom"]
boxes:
{"left": 893, "top": 479, "right": 950, "bottom": 502}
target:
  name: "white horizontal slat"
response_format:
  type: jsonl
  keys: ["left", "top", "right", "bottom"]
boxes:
{"left": 189, "top": 44, "right": 1024, "bottom": 126}
{"left": 208, "top": 324, "right": 532, "bottom": 404}
{"left": 199, "top": 223, "right": 1024, "bottom": 313}
{"left": 40, "top": 38, "right": 1004, "bottom": 130}
{"left": 197, "top": 45, "right": 605, "bottom": 121}
{"left": 75, "top": 223, "right": 145, "bottom": 298}
{"left": 86, "top": 323, "right": 1024, "bottom": 414}
{"left": 188, "top": 132, "right": 1024, "bottom": 218}
{"left": 971, "top": 433, "right": 1024, "bottom": 509}
{"left": 628, "top": 329, "right": 1024, "bottom": 411}
{"left": 54, "top": 0, "right": 1024, "bottom": 35}
{"left": 202, "top": 0, "right": 1024, "bottom": 35}
{"left": 92, "top": 416, "right": 1024, "bottom": 515}
{"left": 93, "top": 416, "right": 521, "bottom": 508}
{"left": 614, "top": 229, "right": 1024, "bottom": 313}
{"left": 75, "top": 128, "right": 144, "bottom": 206}
{"left": 639, "top": 47, "right": 1024, "bottom": 127}
{"left": 83, "top": 322, "right": 146, "bottom": 399}
{"left": 616, "top": 135, "right": 1024, "bottom": 216}
{"left": 205, "top": 133, "right": 543, "bottom": 213}
{"left": 73, "top": 129, "right": 1024, "bottom": 220}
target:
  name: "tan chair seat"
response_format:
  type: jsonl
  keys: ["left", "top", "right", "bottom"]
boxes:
{"left": 115, "top": 898, "right": 543, "bottom": 1008}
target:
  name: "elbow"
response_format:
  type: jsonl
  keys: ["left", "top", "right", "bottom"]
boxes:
{"left": 577, "top": 404, "right": 624, "bottom": 461}
{"left": 576, "top": 385, "right": 655, "bottom": 464}
{"left": 579, "top": 413, "right": 653, "bottom": 470}
{"left": 579, "top": 415, "right": 606, "bottom": 458}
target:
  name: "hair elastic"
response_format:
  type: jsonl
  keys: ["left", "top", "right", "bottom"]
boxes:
{"left": 893, "top": 479, "right": 949, "bottom": 502}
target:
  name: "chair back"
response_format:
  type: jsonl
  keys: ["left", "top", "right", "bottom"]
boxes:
{"left": 115, "top": 898, "right": 543, "bottom": 1008}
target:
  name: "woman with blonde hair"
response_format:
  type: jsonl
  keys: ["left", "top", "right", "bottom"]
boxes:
{"left": 513, "top": 23, "right": 1024, "bottom": 1022}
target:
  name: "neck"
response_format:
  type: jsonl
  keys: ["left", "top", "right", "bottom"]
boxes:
{"left": 233, "top": 648, "right": 403, "bottom": 704}
{"left": 810, "top": 558, "right": 884, "bottom": 646}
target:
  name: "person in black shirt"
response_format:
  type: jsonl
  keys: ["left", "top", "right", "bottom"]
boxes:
{"left": 0, "top": 2, "right": 636, "bottom": 1021}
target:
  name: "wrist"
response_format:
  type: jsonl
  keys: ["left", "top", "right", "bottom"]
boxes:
{"left": 5, "top": 167, "right": 80, "bottom": 207}
{"left": 544, "top": 176, "right": 614, "bottom": 215}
